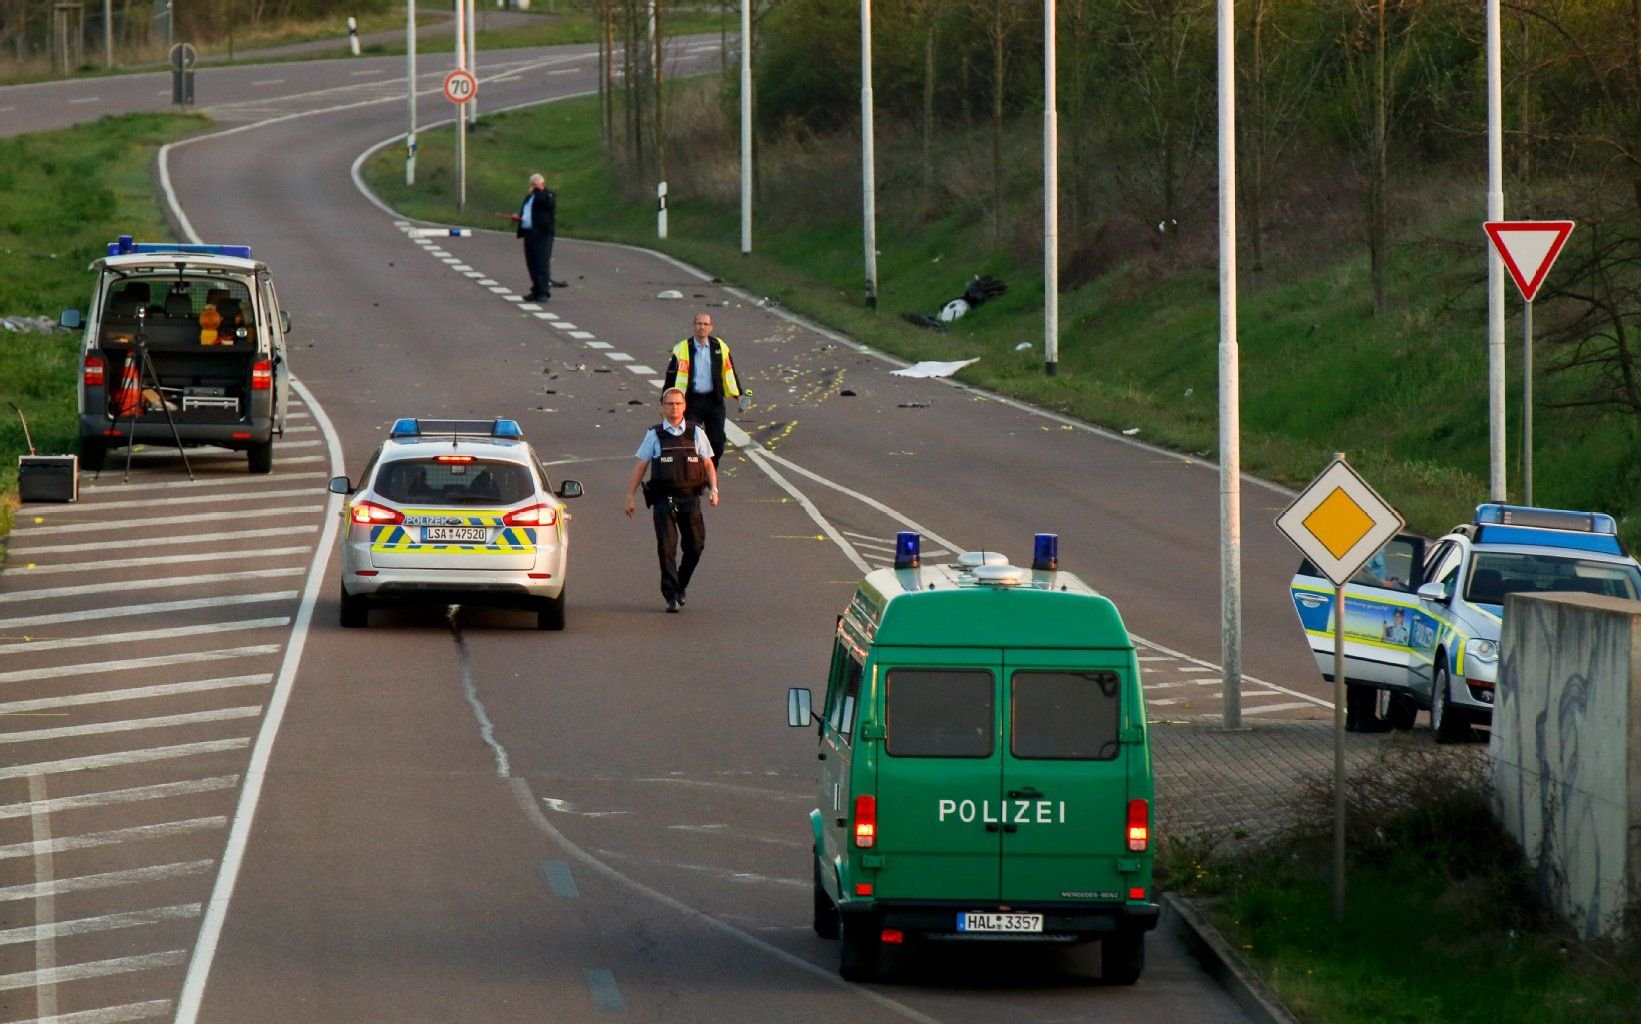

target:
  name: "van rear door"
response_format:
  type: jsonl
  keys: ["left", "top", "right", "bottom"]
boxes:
{"left": 998, "top": 651, "right": 1130, "bottom": 902}
{"left": 870, "top": 652, "right": 1002, "bottom": 902}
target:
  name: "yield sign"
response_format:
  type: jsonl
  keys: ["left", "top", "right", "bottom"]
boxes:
{"left": 1275, "top": 457, "right": 1404, "bottom": 587}
{"left": 1484, "top": 220, "right": 1575, "bottom": 302}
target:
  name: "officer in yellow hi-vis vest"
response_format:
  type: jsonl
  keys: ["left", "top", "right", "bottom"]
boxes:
{"left": 663, "top": 312, "right": 746, "bottom": 467}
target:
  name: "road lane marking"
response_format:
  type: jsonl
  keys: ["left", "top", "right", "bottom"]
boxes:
{"left": 0, "top": 706, "right": 263, "bottom": 745}
{"left": 539, "top": 860, "right": 579, "bottom": 898}
{"left": 29, "top": 774, "right": 57, "bottom": 1019}
{"left": 583, "top": 969, "right": 626, "bottom": 1012}
{"left": 628, "top": 365, "right": 656, "bottom": 375}
{"left": 0, "top": 819, "right": 227, "bottom": 859}
{"left": 0, "top": 592, "right": 298, "bottom": 628}
{"left": 0, "top": 863, "right": 215, "bottom": 902}
{"left": 0, "top": 951, "right": 189, "bottom": 991}
{"left": 6, "top": 999, "right": 175, "bottom": 1022}
{"left": 8, "top": 528, "right": 318, "bottom": 557}
{"left": 68, "top": 96, "right": 100, "bottom": 104}
{"left": 43, "top": 487, "right": 323, "bottom": 512}
{"left": 15, "top": 548, "right": 310, "bottom": 574}
{"left": 0, "top": 905, "right": 201, "bottom": 946}
{"left": 0, "top": 740, "right": 249, "bottom": 781}
{"left": 0, "top": 646, "right": 279, "bottom": 685}
{"left": 22, "top": 506, "right": 321, "bottom": 535}
{"left": 0, "top": 568, "right": 303, "bottom": 604}
{"left": 0, "top": 678, "right": 268, "bottom": 716}
{"left": 252, "top": 79, "right": 285, "bottom": 85}
{"left": 0, "top": 618, "right": 290, "bottom": 656}
{"left": 64, "top": 471, "right": 326, "bottom": 495}
{"left": 0, "top": 778, "right": 240, "bottom": 819}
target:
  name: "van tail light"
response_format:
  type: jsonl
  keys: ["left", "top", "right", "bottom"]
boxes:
{"left": 853, "top": 795, "right": 877, "bottom": 849}
{"left": 503, "top": 503, "right": 557, "bottom": 527}
{"left": 251, "top": 359, "right": 273, "bottom": 390}
{"left": 1126, "top": 799, "right": 1149, "bottom": 852}
{"left": 350, "top": 501, "right": 404, "bottom": 526}
{"left": 84, "top": 354, "right": 106, "bottom": 387}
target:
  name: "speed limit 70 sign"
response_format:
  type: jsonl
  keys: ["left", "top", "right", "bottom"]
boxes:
{"left": 443, "top": 70, "right": 477, "bottom": 105}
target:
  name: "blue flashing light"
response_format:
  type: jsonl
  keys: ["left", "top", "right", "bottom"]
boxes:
{"left": 894, "top": 532, "right": 921, "bottom": 570}
{"left": 1032, "top": 533, "right": 1059, "bottom": 571}
{"left": 388, "top": 417, "right": 524, "bottom": 440}
{"left": 1474, "top": 503, "right": 1616, "bottom": 536}
{"left": 107, "top": 235, "right": 253, "bottom": 259}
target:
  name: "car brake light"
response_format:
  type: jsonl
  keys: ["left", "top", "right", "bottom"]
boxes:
{"left": 84, "top": 354, "right": 105, "bottom": 386}
{"left": 1129, "top": 887, "right": 1147, "bottom": 900}
{"left": 251, "top": 359, "right": 272, "bottom": 391}
{"left": 503, "top": 503, "right": 557, "bottom": 527}
{"left": 350, "top": 501, "right": 404, "bottom": 525}
{"left": 853, "top": 795, "right": 877, "bottom": 848}
{"left": 1126, "top": 799, "right": 1149, "bottom": 852}
{"left": 435, "top": 454, "right": 474, "bottom": 463}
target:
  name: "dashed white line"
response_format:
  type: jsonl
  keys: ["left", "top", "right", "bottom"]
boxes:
{"left": 68, "top": 96, "right": 100, "bottom": 104}
{"left": 0, "top": 778, "right": 240, "bottom": 820}
{"left": 22, "top": 506, "right": 320, "bottom": 535}
{"left": 251, "top": 79, "right": 285, "bottom": 85}
{"left": 552, "top": 321, "right": 577, "bottom": 330}
{"left": 532, "top": 312, "right": 555, "bottom": 320}
{"left": 0, "top": 905, "right": 201, "bottom": 946}
{"left": 5, "top": 998, "right": 174, "bottom": 1022}
{"left": 0, "top": 618, "right": 291, "bottom": 656}
{"left": 0, "top": 568, "right": 302, "bottom": 604}
{"left": 0, "top": 590, "right": 297, "bottom": 628}
{"left": 569, "top": 331, "right": 595, "bottom": 339}
{"left": 0, "top": 951, "right": 189, "bottom": 991}
{"left": 0, "top": 678, "right": 268, "bottom": 717}
{"left": 15, "top": 548, "right": 310, "bottom": 575}
{"left": 628, "top": 365, "right": 657, "bottom": 375}
{"left": 477, "top": 278, "right": 500, "bottom": 286}
{"left": 8, "top": 528, "right": 317, "bottom": 558}
{"left": 0, "top": 706, "right": 263, "bottom": 745}
{"left": 605, "top": 353, "right": 633, "bottom": 362}
{"left": 0, "top": 819, "right": 227, "bottom": 860}
{"left": 45, "top": 487, "right": 321, "bottom": 512}
{"left": 0, "top": 863, "right": 215, "bottom": 903}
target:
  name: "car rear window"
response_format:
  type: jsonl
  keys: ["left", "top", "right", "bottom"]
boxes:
{"left": 1010, "top": 671, "right": 1121, "bottom": 760}
{"left": 885, "top": 669, "right": 994, "bottom": 758}
{"left": 374, "top": 458, "right": 534, "bottom": 505}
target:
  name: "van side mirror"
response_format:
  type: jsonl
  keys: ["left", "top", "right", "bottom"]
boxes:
{"left": 1416, "top": 581, "right": 1447, "bottom": 604}
{"left": 557, "top": 480, "right": 583, "bottom": 499}
{"left": 60, "top": 309, "right": 83, "bottom": 330}
{"left": 328, "top": 476, "right": 353, "bottom": 495}
{"left": 787, "top": 688, "right": 813, "bottom": 728}
{"left": 280, "top": 310, "right": 292, "bottom": 334}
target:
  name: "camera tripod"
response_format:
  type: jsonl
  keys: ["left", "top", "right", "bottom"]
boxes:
{"left": 117, "top": 308, "right": 194, "bottom": 483}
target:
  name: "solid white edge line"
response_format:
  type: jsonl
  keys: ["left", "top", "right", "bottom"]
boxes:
{"left": 170, "top": 379, "right": 342, "bottom": 1024}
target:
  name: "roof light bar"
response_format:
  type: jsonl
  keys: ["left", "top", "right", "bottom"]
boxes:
{"left": 389, "top": 418, "right": 524, "bottom": 440}
{"left": 107, "top": 235, "right": 252, "bottom": 259}
{"left": 1474, "top": 503, "right": 1615, "bottom": 535}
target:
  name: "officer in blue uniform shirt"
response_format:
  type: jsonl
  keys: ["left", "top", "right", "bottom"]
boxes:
{"left": 625, "top": 387, "right": 720, "bottom": 613}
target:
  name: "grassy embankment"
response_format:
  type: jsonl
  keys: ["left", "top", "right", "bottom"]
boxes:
{"left": 362, "top": 81, "right": 1641, "bottom": 549}
{"left": 0, "top": 113, "right": 204, "bottom": 538}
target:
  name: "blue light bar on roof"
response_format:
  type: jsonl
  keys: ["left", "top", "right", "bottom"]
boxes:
{"left": 894, "top": 532, "right": 921, "bottom": 570}
{"left": 389, "top": 417, "right": 524, "bottom": 440}
{"left": 107, "top": 235, "right": 252, "bottom": 259}
{"left": 1474, "top": 503, "right": 1616, "bottom": 535}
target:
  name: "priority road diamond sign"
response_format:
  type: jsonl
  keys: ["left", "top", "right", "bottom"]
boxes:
{"left": 1275, "top": 456, "right": 1404, "bottom": 587}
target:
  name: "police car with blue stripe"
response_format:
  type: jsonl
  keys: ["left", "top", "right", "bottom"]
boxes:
{"left": 1290, "top": 504, "right": 1641, "bottom": 741}
{"left": 328, "top": 418, "right": 582, "bottom": 630}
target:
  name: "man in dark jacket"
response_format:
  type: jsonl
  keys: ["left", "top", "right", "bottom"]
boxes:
{"left": 511, "top": 172, "right": 557, "bottom": 301}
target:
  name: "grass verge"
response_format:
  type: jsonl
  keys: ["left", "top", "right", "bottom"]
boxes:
{"left": 0, "top": 112, "right": 204, "bottom": 538}
{"left": 1159, "top": 745, "right": 1639, "bottom": 1024}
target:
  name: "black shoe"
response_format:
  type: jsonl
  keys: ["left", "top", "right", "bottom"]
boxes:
{"left": 550, "top": 279, "right": 568, "bottom": 288}
{"left": 1345, "top": 717, "right": 1393, "bottom": 734}
{"left": 526, "top": 291, "right": 549, "bottom": 302}
{"left": 676, "top": 592, "right": 686, "bottom": 607}
{"left": 665, "top": 599, "right": 679, "bottom": 613}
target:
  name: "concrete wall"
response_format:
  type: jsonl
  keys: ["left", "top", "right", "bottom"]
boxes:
{"left": 1494, "top": 592, "right": 1641, "bottom": 940}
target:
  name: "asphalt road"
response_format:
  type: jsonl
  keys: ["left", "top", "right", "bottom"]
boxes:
{"left": 0, "top": 39, "right": 1323, "bottom": 1024}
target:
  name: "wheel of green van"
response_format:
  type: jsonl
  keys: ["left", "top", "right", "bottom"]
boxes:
{"left": 78, "top": 437, "right": 106, "bottom": 472}
{"left": 838, "top": 916, "right": 882, "bottom": 981}
{"left": 812, "top": 856, "right": 839, "bottom": 939}
{"left": 1430, "top": 662, "right": 1470, "bottom": 744}
{"left": 1378, "top": 689, "right": 1419, "bottom": 731}
{"left": 1100, "top": 931, "right": 1144, "bottom": 985}
{"left": 247, "top": 441, "right": 273, "bottom": 474}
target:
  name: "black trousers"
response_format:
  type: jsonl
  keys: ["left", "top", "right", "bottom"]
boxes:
{"left": 685, "top": 394, "right": 727, "bottom": 467}
{"left": 651, "top": 492, "right": 705, "bottom": 602}
{"left": 523, "top": 230, "right": 555, "bottom": 297}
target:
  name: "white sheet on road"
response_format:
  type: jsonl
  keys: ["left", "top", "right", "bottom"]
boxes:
{"left": 891, "top": 358, "right": 978, "bottom": 378}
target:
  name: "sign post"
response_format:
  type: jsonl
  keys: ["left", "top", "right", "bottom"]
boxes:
{"left": 443, "top": 67, "right": 477, "bottom": 211}
{"left": 1483, "top": 220, "right": 1574, "bottom": 505}
{"left": 1275, "top": 454, "right": 1404, "bottom": 923}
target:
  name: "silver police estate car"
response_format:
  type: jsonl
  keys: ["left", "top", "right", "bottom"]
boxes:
{"left": 328, "top": 418, "right": 582, "bottom": 630}
{"left": 1290, "top": 504, "right": 1641, "bottom": 741}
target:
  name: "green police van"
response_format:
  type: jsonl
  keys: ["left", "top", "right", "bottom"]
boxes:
{"left": 786, "top": 533, "right": 1158, "bottom": 983}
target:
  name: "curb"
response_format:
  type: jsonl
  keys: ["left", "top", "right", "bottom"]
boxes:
{"left": 1164, "top": 892, "right": 1304, "bottom": 1024}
